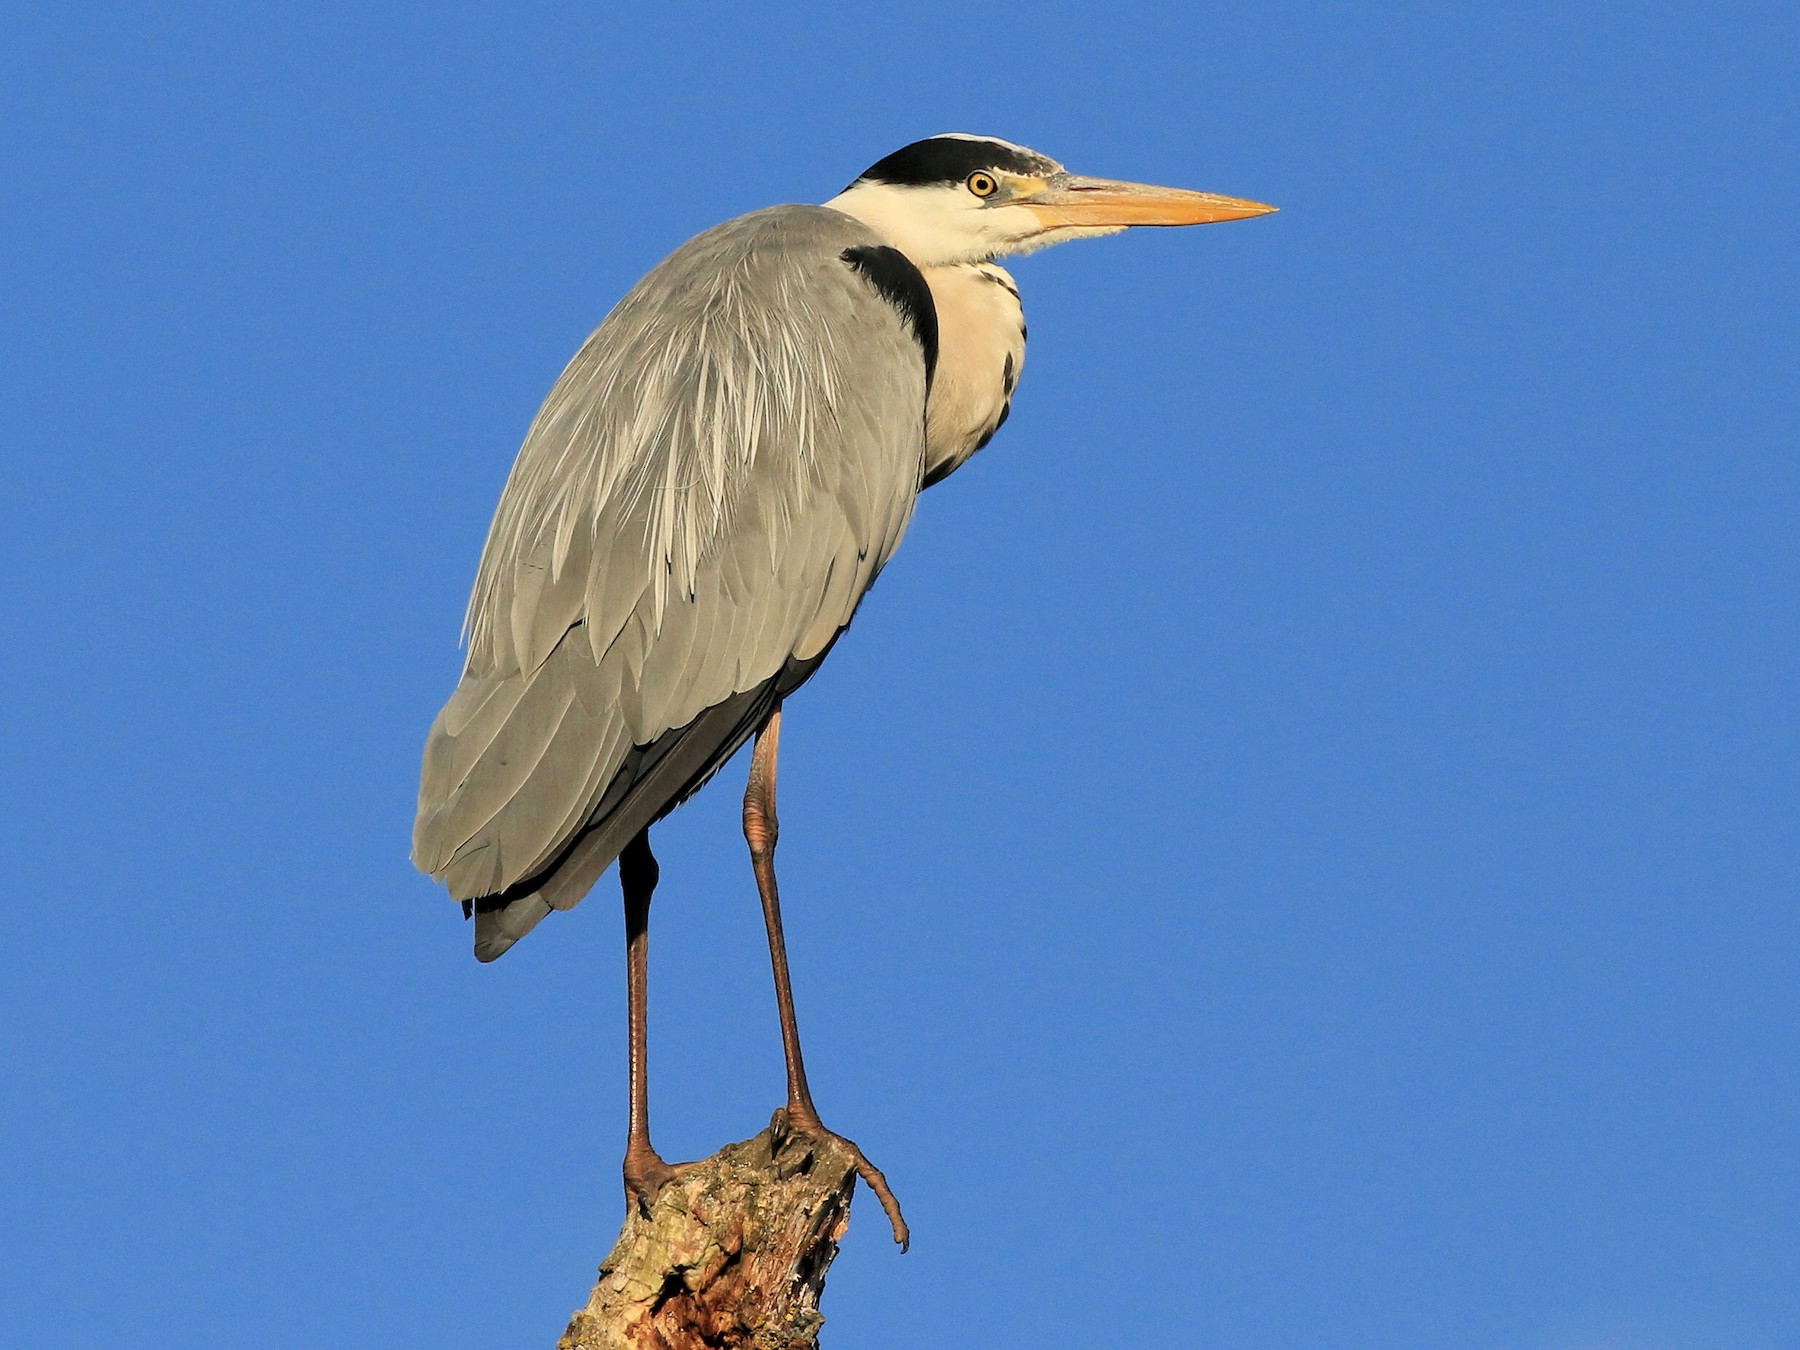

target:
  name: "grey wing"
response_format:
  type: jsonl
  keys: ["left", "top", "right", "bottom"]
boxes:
{"left": 413, "top": 205, "right": 927, "bottom": 958}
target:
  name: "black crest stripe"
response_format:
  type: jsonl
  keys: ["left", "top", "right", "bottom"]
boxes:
{"left": 841, "top": 245, "right": 939, "bottom": 386}
{"left": 852, "top": 136, "right": 1057, "bottom": 188}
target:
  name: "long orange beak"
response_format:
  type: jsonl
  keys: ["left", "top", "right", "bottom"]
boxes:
{"left": 1024, "top": 175, "right": 1277, "bottom": 229}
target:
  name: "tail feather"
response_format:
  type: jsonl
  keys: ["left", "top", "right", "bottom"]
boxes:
{"left": 473, "top": 894, "right": 554, "bottom": 962}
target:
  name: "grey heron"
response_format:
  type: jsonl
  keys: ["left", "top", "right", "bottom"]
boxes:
{"left": 413, "top": 134, "right": 1274, "bottom": 1246}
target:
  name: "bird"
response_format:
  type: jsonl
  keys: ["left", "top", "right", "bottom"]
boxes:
{"left": 413, "top": 134, "right": 1274, "bottom": 1247}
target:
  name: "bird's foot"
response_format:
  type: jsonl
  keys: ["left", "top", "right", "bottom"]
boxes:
{"left": 772, "top": 1104, "right": 909, "bottom": 1251}
{"left": 621, "top": 1141, "right": 687, "bottom": 1217}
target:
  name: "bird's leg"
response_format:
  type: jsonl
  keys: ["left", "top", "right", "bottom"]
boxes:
{"left": 619, "top": 829, "right": 680, "bottom": 1214}
{"left": 743, "top": 707, "right": 910, "bottom": 1249}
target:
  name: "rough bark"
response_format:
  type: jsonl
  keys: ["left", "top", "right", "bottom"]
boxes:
{"left": 558, "top": 1112, "right": 858, "bottom": 1350}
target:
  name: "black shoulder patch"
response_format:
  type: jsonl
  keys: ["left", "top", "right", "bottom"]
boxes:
{"left": 841, "top": 245, "right": 938, "bottom": 385}
{"left": 854, "top": 136, "right": 1059, "bottom": 189}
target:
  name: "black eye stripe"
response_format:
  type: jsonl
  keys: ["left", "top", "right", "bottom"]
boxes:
{"left": 852, "top": 137, "right": 1057, "bottom": 189}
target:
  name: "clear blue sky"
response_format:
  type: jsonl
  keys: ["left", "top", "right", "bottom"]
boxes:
{"left": 4, "top": 4, "right": 1795, "bottom": 1347}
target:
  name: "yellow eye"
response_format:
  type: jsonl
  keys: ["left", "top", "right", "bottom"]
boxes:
{"left": 967, "top": 172, "right": 999, "bottom": 198}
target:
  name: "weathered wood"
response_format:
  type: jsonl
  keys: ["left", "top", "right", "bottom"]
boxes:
{"left": 558, "top": 1112, "right": 859, "bottom": 1350}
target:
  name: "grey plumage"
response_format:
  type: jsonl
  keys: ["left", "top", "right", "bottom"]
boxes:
{"left": 411, "top": 136, "right": 1274, "bottom": 1245}
{"left": 414, "top": 205, "right": 928, "bottom": 959}
{"left": 415, "top": 137, "right": 1276, "bottom": 969}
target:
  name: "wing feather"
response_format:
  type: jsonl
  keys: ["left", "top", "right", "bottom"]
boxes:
{"left": 414, "top": 205, "right": 929, "bottom": 937}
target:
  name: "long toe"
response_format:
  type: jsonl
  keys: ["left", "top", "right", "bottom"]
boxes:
{"left": 775, "top": 1107, "right": 909, "bottom": 1251}
{"left": 622, "top": 1148, "right": 687, "bottom": 1217}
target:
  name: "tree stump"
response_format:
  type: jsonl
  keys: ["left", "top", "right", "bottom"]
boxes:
{"left": 557, "top": 1112, "right": 860, "bottom": 1350}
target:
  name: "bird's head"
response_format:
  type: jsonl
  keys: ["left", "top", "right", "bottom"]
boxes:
{"left": 823, "top": 133, "right": 1275, "bottom": 268}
